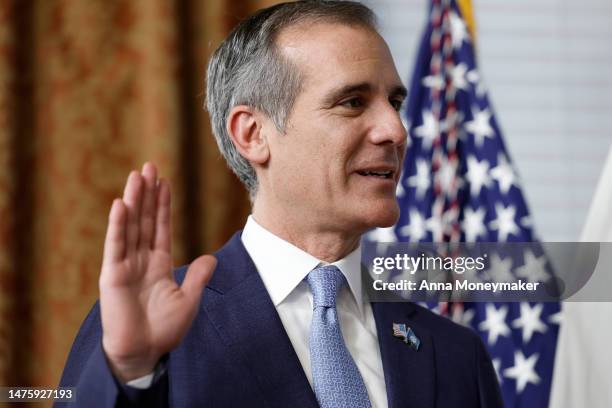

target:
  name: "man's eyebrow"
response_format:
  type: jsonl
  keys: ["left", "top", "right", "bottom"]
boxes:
{"left": 323, "top": 83, "right": 373, "bottom": 105}
{"left": 322, "top": 82, "right": 408, "bottom": 106}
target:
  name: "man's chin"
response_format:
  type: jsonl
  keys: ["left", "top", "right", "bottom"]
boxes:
{"left": 372, "top": 214, "right": 399, "bottom": 229}
{"left": 363, "top": 200, "right": 400, "bottom": 229}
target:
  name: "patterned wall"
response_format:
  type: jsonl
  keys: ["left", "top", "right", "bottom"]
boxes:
{"left": 0, "top": 0, "right": 285, "bottom": 401}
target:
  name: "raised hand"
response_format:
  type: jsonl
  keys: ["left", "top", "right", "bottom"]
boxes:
{"left": 99, "top": 163, "right": 215, "bottom": 382}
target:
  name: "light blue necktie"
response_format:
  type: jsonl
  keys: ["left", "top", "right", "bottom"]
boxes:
{"left": 306, "top": 265, "right": 372, "bottom": 408}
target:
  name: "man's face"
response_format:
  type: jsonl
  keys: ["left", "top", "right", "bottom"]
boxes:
{"left": 261, "top": 22, "right": 407, "bottom": 236}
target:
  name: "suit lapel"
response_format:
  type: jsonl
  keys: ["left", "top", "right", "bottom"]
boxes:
{"left": 204, "top": 233, "right": 318, "bottom": 408}
{"left": 203, "top": 233, "right": 437, "bottom": 407}
{"left": 371, "top": 301, "right": 436, "bottom": 408}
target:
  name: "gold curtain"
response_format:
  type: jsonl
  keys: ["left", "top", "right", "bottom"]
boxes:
{"left": 0, "top": 0, "right": 285, "bottom": 401}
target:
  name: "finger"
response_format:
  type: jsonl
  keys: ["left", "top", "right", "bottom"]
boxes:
{"left": 122, "top": 171, "right": 144, "bottom": 254}
{"left": 153, "top": 178, "right": 171, "bottom": 252}
{"left": 139, "top": 162, "right": 158, "bottom": 250}
{"left": 181, "top": 255, "right": 216, "bottom": 305}
{"left": 103, "top": 199, "right": 127, "bottom": 264}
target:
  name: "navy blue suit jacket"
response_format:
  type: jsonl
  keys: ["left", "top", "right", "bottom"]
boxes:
{"left": 57, "top": 232, "right": 503, "bottom": 407}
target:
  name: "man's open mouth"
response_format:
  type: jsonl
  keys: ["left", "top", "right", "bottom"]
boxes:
{"left": 356, "top": 170, "right": 394, "bottom": 179}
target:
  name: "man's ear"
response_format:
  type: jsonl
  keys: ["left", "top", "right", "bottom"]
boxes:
{"left": 226, "top": 105, "right": 270, "bottom": 165}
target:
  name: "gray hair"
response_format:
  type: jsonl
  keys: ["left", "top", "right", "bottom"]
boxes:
{"left": 205, "top": 1, "right": 377, "bottom": 197}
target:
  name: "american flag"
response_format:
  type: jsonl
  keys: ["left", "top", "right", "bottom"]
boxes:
{"left": 392, "top": 323, "right": 408, "bottom": 339}
{"left": 392, "top": 323, "right": 421, "bottom": 351}
{"left": 369, "top": 0, "right": 561, "bottom": 406}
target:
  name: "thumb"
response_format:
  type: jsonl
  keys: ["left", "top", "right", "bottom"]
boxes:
{"left": 181, "top": 254, "right": 217, "bottom": 304}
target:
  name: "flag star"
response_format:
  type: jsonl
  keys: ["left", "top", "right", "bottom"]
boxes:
{"left": 462, "top": 206, "right": 487, "bottom": 242}
{"left": 486, "top": 253, "right": 515, "bottom": 283}
{"left": 512, "top": 302, "right": 548, "bottom": 343}
{"left": 459, "top": 265, "right": 483, "bottom": 284}
{"left": 491, "top": 154, "right": 517, "bottom": 194}
{"left": 449, "top": 11, "right": 469, "bottom": 49}
{"left": 422, "top": 74, "right": 445, "bottom": 91}
{"left": 465, "top": 106, "right": 495, "bottom": 148}
{"left": 367, "top": 226, "right": 396, "bottom": 242}
{"left": 367, "top": 226, "right": 396, "bottom": 255}
{"left": 503, "top": 351, "right": 541, "bottom": 394}
{"left": 452, "top": 306, "right": 475, "bottom": 327}
{"left": 489, "top": 204, "right": 519, "bottom": 242}
{"left": 548, "top": 309, "right": 563, "bottom": 325}
{"left": 492, "top": 358, "right": 502, "bottom": 384}
{"left": 515, "top": 250, "right": 550, "bottom": 283}
{"left": 396, "top": 177, "right": 406, "bottom": 197}
{"left": 478, "top": 304, "right": 511, "bottom": 346}
{"left": 451, "top": 63, "right": 469, "bottom": 90}
{"left": 465, "top": 156, "right": 492, "bottom": 196}
{"left": 422, "top": 200, "right": 455, "bottom": 239}
{"left": 426, "top": 214, "right": 444, "bottom": 241}
{"left": 399, "top": 209, "right": 427, "bottom": 242}
{"left": 467, "top": 69, "right": 487, "bottom": 97}
{"left": 414, "top": 110, "right": 440, "bottom": 150}
{"left": 408, "top": 159, "right": 431, "bottom": 198}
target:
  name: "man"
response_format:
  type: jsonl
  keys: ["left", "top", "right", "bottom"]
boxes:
{"left": 58, "top": 2, "right": 503, "bottom": 407}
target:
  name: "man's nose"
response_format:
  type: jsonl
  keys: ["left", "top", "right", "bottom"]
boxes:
{"left": 368, "top": 102, "right": 407, "bottom": 146}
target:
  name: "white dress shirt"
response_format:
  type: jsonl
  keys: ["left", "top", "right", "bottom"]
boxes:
{"left": 241, "top": 216, "right": 388, "bottom": 408}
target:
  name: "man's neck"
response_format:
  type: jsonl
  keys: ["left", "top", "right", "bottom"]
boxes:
{"left": 252, "top": 203, "right": 361, "bottom": 263}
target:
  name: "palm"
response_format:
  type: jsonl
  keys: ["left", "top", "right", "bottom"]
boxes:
{"left": 99, "top": 163, "right": 215, "bottom": 381}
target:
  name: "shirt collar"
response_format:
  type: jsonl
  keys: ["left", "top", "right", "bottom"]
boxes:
{"left": 241, "top": 215, "right": 364, "bottom": 316}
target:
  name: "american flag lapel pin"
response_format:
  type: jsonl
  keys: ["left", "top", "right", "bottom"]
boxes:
{"left": 392, "top": 323, "right": 421, "bottom": 351}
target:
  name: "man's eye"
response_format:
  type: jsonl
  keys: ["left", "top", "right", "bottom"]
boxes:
{"left": 390, "top": 98, "right": 404, "bottom": 111}
{"left": 340, "top": 98, "right": 364, "bottom": 109}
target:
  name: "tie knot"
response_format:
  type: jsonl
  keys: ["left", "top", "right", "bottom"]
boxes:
{"left": 306, "top": 265, "right": 346, "bottom": 308}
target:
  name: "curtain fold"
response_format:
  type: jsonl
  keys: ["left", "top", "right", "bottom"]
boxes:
{"left": 0, "top": 0, "right": 281, "bottom": 396}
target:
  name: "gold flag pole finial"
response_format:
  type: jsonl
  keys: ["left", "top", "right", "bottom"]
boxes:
{"left": 457, "top": 0, "right": 477, "bottom": 45}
